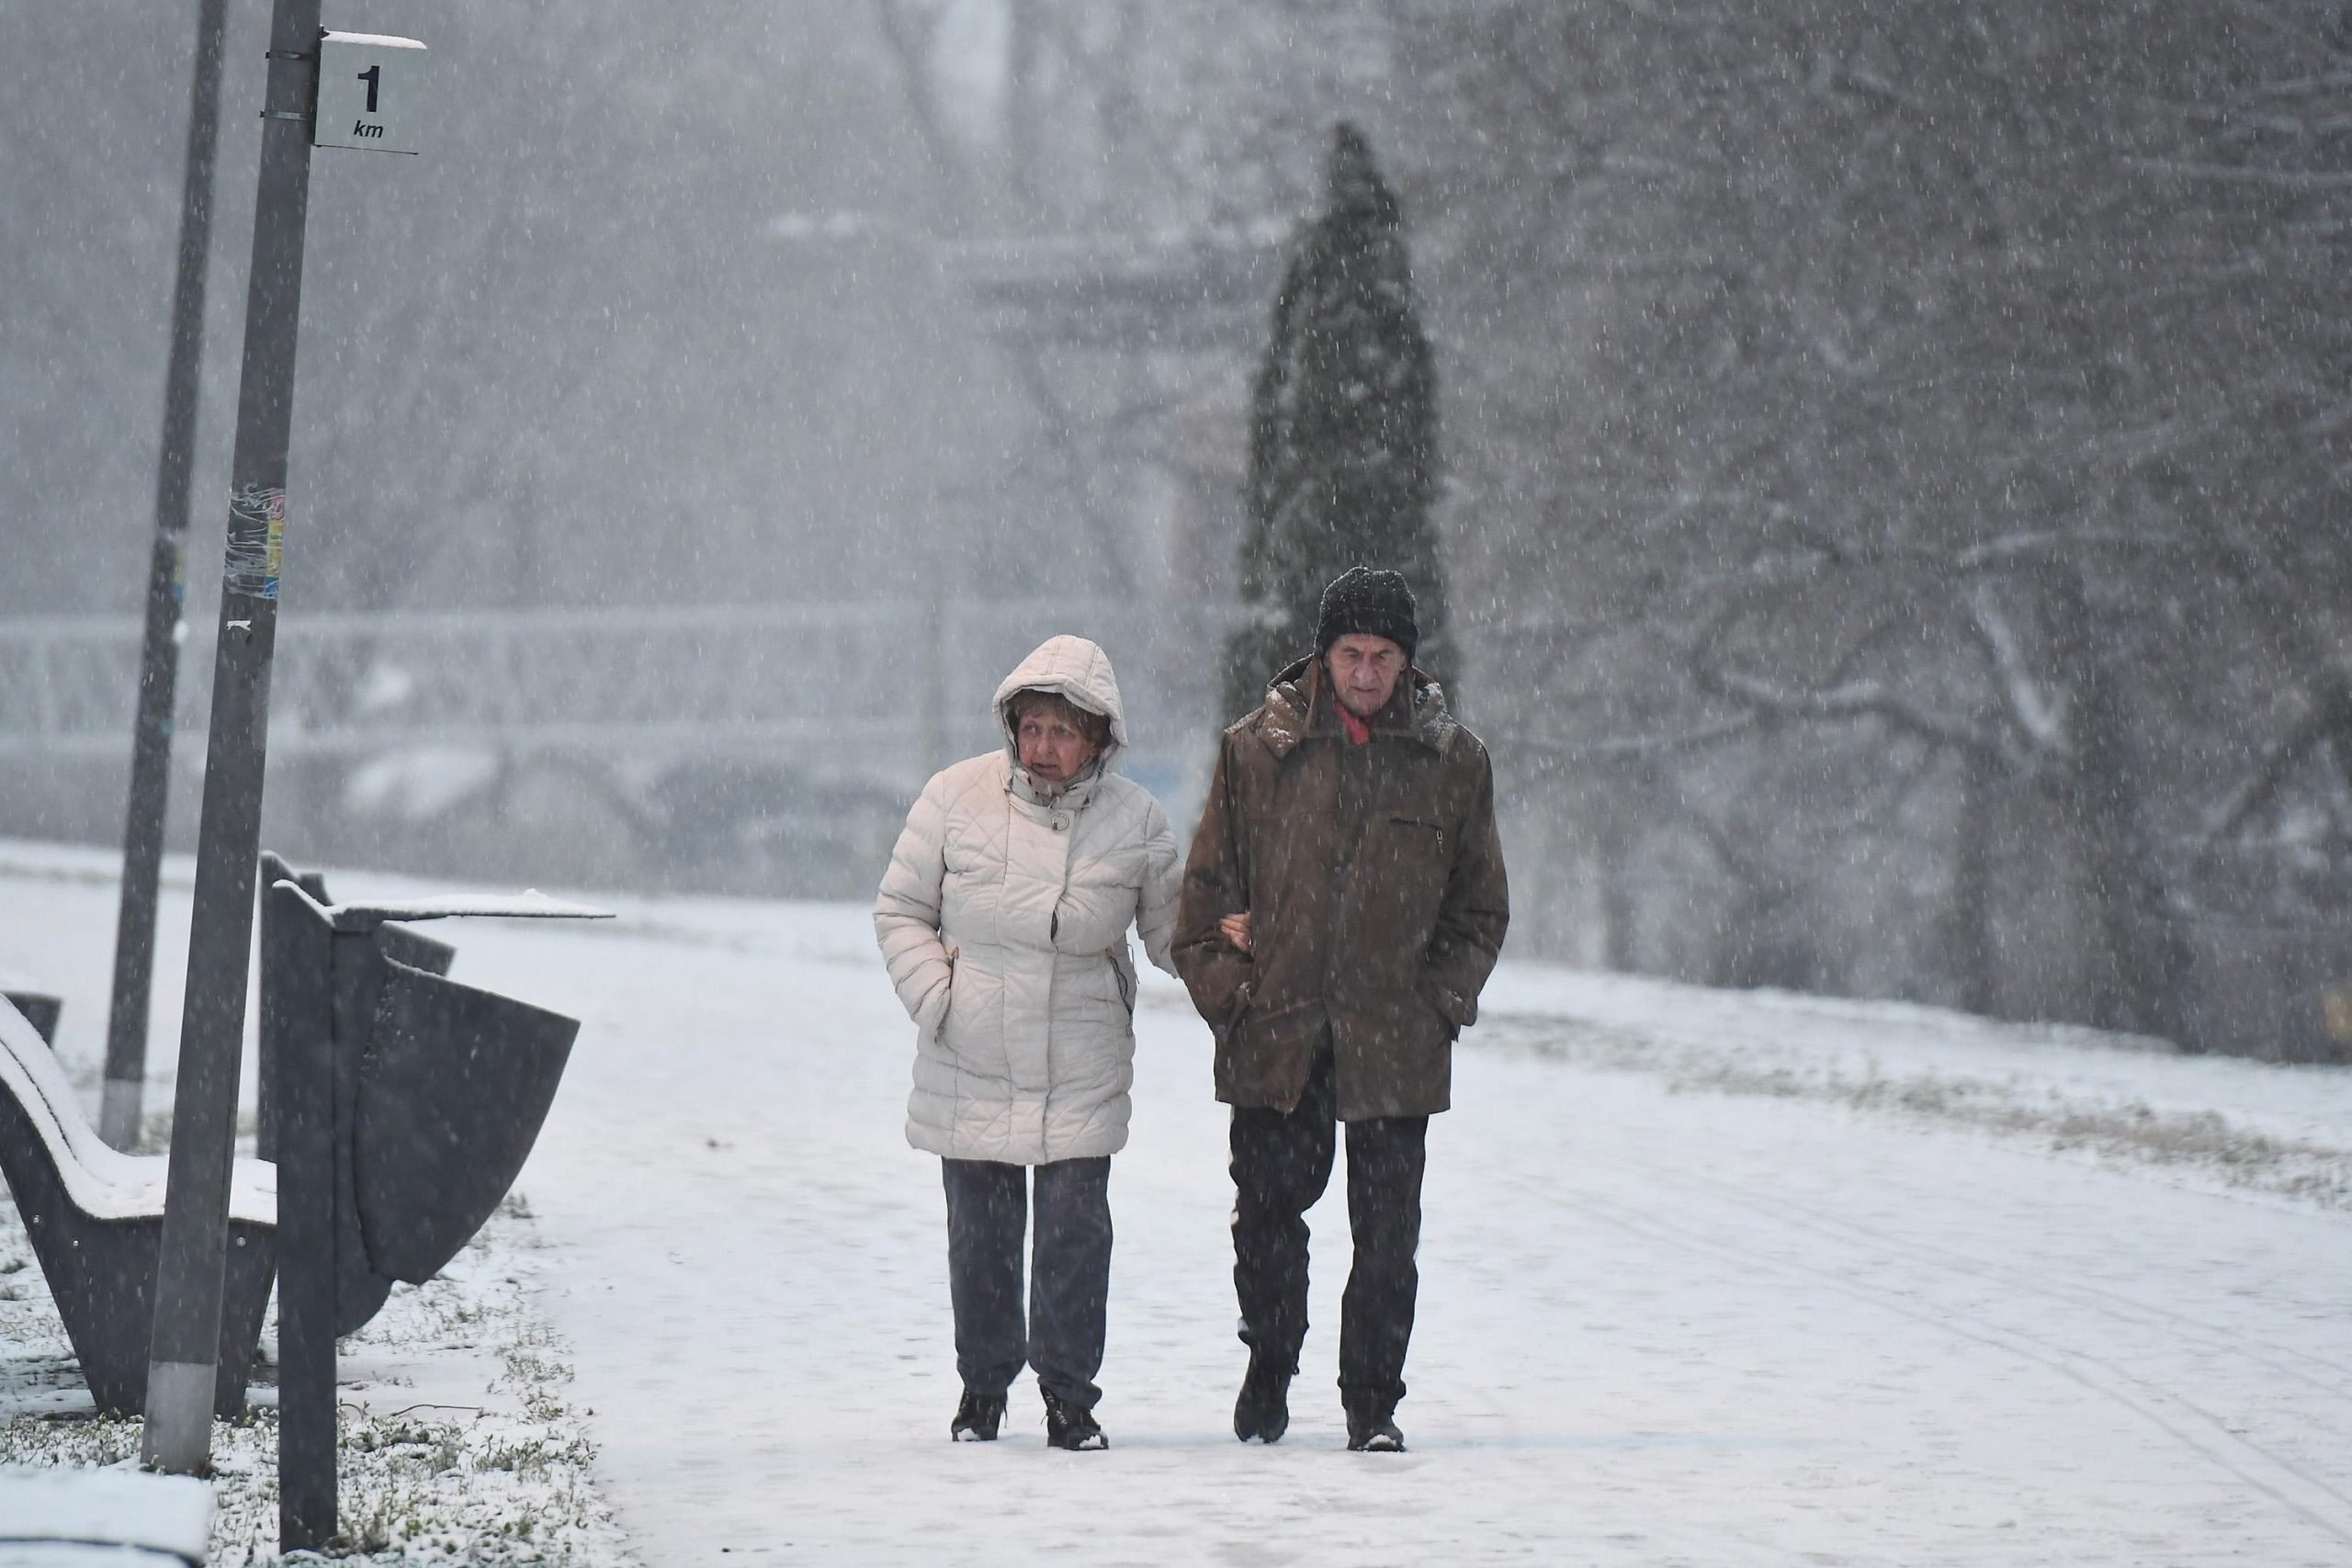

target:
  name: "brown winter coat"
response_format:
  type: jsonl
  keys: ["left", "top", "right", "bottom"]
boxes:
{"left": 1175, "top": 657, "right": 1510, "bottom": 1120}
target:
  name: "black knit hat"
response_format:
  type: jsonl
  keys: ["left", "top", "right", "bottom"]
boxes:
{"left": 1316, "top": 567, "right": 1418, "bottom": 661}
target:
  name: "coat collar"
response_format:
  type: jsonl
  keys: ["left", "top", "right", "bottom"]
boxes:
{"left": 1249, "top": 655, "right": 1458, "bottom": 761}
{"left": 1005, "top": 755, "right": 1102, "bottom": 812}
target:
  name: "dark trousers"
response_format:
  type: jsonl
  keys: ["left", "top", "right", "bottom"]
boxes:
{"left": 1229, "top": 1044, "right": 1428, "bottom": 1410}
{"left": 941, "top": 1156, "right": 1113, "bottom": 1410}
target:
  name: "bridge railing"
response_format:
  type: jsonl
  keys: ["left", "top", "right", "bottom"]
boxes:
{"left": 0, "top": 598, "right": 1239, "bottom": 798}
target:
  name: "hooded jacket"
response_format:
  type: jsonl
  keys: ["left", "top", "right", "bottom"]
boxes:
{"left": 875, "top": 635, "right": 1182, "bottom": 1164}
{"left": 1174, "top": 656, "right": 1509, "bottom": 1120}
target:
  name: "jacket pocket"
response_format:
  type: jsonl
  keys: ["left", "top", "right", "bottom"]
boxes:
{"left": 1221, "top": 972, "right": 1256, "bottom": 1035}
{"left": 1238, "top": 993, "right": 1319, "bottom": 1052}
{"left": 1389, "top": 815, "right": 1446, "bottom": 853}
{"left": 925, "top": 942, "right": 960, "bottom": 1038}
{"left": 1415, "top": 968, "right": 1475, "bottom": 1035}
{"left": 1386, "top": 818, "right": 1452, "bottom": 932}
{"left": 1107, "top": 945, "right": 1136, "bottom": 1016}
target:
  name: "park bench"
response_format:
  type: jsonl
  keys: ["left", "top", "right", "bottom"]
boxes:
{"left": 0, "top": 993, "right": 275, "bottom": 1419}
{"left": 254, "top": 853, "right": 593, "bottom": 1335}
{"left": 0, "top": 853, "right": 598, "bottom": 1434}
{"left": 0, "top": 987, "right": 60, "bottom": 1049}
{"left": 254, "top": 853, "right": 606, "bottom": 1549}
{"left": 0, "top": 852, "right": 598, "bottom": 1521}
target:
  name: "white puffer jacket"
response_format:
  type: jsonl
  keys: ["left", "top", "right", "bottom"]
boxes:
{"left": 874, "top": 636, "right": 1182, "bottom": 1164}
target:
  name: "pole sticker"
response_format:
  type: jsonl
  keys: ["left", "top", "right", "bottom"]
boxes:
{"left": 225, "top": 486, "right": 287, "bottom": 599}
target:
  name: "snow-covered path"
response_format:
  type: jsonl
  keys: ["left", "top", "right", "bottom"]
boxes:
{"left": 444, "top": 900, "right": 2352, "bottom": 1566}
{"left": 6, "top": 843, "right": 2352, "bottom": 1564}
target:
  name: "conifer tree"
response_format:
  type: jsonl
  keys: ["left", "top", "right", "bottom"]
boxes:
{"left": 1223, "top": 122, "right": 1447, "bottom": 722}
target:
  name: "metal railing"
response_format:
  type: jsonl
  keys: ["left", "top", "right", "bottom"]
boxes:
{"left": 0, "top": 598, "right": 1237, "bottom": 794}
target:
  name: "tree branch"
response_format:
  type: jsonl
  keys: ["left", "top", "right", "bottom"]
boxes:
{"left": 1497, "top": 714, "right": 1758, "bottom": 761}
{"left": 1697, "top": 664, "right": 2004, "bottom": 759}
{"left": 2199, "top": 696, "right": 2333, "bottom": 847}
{"left": 1960, "top": 579, "right": 2067, "bottom": 756}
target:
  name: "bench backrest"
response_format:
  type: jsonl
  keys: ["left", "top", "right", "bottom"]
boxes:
{"left": 0, "top": 996, "right": 275, "bottom": 1224}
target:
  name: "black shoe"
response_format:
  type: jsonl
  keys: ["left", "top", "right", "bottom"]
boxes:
{"left": 1344, "top": 1395, "right": 1405, "bottom": 1453}
{"left": 1042, "top": 1389, "right": 1107, "bottom": 1451}
{"left": 1233, "top": 1354, "right": 1292, "bottom": 1444}
{"left": 952, "top": 1389, "right": 1006, "bottom": 1442}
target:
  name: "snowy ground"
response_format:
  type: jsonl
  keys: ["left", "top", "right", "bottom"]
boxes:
{"left": 6, "top": 837, "right": 2352, "bottom": 1564}
{"left": 1, "top": 1193, "right": 627, "bottom": 1565}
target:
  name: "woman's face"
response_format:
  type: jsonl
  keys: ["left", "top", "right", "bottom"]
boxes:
{"left": 1017, "top": 705, "right": 1099, "bottom": 784}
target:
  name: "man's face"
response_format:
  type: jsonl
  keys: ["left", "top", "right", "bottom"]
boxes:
{"left": 1017, "top": 706, "right": 1098, "bottom": 783}
{"left": 1326, "top": 633, "right": 1408, "bottom": 720}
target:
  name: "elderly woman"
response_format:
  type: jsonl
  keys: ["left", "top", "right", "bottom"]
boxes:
{"left": 874, "top": 634, "right": 1181, "bottom": 1450}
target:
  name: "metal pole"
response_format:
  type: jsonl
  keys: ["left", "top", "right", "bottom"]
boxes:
{"left": 266, "top": 882, "right": 337, "bottom": 1548}
{"left": 252, "top": 850, "right": 308, "bottom": 1161}
{"left": 102, "top": 0, "right": 232, "bottom": 1154}
{"left": 143, "top": 0, "right": 322, "bottom": 1476}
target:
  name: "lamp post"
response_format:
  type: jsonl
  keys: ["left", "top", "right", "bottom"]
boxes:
{"left": 143, "top": 4, "right": 427, "bottom": 1477}
{"left": 101, "top": 0, "right": 232, "bottom": 1154}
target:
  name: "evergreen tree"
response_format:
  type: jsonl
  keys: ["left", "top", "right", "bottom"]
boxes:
{"left": 1223, "top": 122, "right": 1447, "bottom": 722}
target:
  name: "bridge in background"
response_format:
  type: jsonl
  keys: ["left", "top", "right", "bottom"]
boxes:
{"left": 0, "top": 598, "right": 1230, "bottom": 792}
{"left": 0, "top": 600, "right": 1234, "bottom": 897}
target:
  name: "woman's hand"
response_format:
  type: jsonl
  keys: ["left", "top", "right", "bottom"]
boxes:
{"left": 1218, "top": 912, "right": 1252, "bottom": 954}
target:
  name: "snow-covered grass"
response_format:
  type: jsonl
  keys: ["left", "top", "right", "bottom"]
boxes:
{"left": 0, "top": 1190, "right": 628, "bottom": 1564}
{"left": 1473, "top": 1008, "right": 2352, "bottom": 1212}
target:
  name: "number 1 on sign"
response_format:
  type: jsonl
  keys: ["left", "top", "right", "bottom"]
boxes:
{"left": 356, "top": 63, "right": 380, "bottom": 113}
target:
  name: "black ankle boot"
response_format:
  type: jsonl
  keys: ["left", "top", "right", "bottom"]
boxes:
{"left": 1042, "top": 1389, "right": 1107, "bottom": 1450}
{"left": 952, "top": 1388, "right": 1006, "bottom": 1442}
{"left": 1343, "top": 1393, "right": 1404, "bottom": 1453}
{"left": 1234, "top": 1353, "right": 1293, "bottom": 1443}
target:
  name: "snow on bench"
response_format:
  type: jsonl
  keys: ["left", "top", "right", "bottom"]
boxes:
{"left": 0, "top": 995, "right": 276, "bottom": 1416}
{"left": 0, "top": 1464, "right": 213, "bottom": 1566}
{"left": 0, "top": 998, "right": 273, "bottom": 1227}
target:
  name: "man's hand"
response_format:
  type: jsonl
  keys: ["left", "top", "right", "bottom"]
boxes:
{"left": 1218, "top": 912, "right": 1252, "bottom": 954}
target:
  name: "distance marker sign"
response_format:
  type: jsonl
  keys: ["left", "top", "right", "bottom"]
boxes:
{"left": 314, "top": 32, "right": 424, "bottom": 153}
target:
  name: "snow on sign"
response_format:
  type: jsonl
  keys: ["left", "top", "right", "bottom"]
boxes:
{"left": 313, "top": 32, "right": 425, "bottom": 154}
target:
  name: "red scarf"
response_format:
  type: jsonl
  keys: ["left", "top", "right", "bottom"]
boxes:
{"left": 1337, "top": 703, "right": 1373, "bottom": 746}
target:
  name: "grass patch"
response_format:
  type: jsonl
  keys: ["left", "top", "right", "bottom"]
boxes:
{"left": 0, "top": 1193, "right": 633, "bottom": 1564}
{"left": 1478, "top": 1012, "right": 2352, "bottom": 1211}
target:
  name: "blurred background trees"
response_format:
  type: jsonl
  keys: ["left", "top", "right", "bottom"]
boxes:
{"left": 6, "top": 0, "right": 2351, "bottom": 1055}
{"left": 1225, "top": 123, "right": 1446, "bottom": 724}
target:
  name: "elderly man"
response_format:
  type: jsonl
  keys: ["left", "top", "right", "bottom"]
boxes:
{"left": 1175, "top": 566, "right": 1510, "bottom": 1452}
